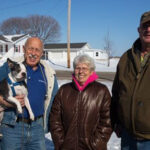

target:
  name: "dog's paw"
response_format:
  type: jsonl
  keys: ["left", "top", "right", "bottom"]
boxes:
{"left": 17, "top": 108, "right": 22, "bottom": 114}
{"left": 30, "top": 114, "right": 35, "bottom": 121}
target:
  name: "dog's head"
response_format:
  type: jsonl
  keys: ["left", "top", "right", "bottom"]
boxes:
{"left": 7, "top": 58, "right": 27, "bottom": 82}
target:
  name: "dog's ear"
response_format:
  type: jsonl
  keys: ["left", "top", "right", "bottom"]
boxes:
{"left": 7, "top": 58, "right": 14, "bottom": 69}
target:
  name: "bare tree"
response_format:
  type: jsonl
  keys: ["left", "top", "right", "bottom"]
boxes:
{"left": 0, "top": 15, "right": 61, "bottom": 43}
{"left": 0, "top": 17, "right": 29, "bottom": 35}
{"left": 103, "top": 31, "right": 113, "bottom": 66}
{"left": 27, "top": 15, "right": 60, "bottom": 43}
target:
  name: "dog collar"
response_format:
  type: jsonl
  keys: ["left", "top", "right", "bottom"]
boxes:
{"left": 7, "top": 77, "right": 25, "bottom": 96}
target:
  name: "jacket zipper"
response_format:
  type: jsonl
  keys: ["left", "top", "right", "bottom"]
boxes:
{"left": 76, "top": 91, "right": 81, "bottom": 150}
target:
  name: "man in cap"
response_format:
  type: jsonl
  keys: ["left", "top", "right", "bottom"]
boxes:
{"left": 111, "top": 11, "right": 150, "bottom": 150}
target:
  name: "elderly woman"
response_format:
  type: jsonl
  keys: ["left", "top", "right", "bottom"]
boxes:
{"left": 50, "top": 54, "right": 112, "bottom": 150}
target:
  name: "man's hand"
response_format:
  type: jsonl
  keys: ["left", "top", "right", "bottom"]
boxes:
{"left": 15, "top": 95, "right": 25, "bottom": 107}
{"left": 0, "top": 95, "right": 14, "bottom": 108}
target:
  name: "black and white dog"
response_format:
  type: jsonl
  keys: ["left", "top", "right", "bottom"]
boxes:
{"left": 0, "top": 58, "right": 34, "bottom": 121}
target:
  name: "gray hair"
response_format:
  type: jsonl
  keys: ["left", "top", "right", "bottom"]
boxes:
{"left": 73, "top": 54, "right": 95, "bottom": 71}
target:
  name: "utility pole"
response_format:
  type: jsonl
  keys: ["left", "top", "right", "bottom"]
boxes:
{"left": 67, "top": 0, "right": 71, "bottom": 68}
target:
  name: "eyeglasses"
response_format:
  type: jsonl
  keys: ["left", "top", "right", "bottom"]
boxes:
{"left": 26, "top": 47, "right": 42, "bottom": 53}
{"left": 75, "top": 67, "right": 90, "bottom": 72}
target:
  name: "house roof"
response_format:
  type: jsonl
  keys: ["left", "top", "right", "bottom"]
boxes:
{"left": 0, "top": 35, "right": 10, "bottom": 42}
{"left": 44, "top": 42, "right": 88, "bottom": 49}
{"left": 11, "top": 34, "right": 28, "bottom": 42}
{"left": 0, "top": 34, "right": 29, "bottom": 43}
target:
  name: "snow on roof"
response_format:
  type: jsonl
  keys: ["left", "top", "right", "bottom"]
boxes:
{"left": 0, "top": 35, "right": 10, "bottom": 43}
{"left": 1, "top": 34, "right": 28, "bottom": 43}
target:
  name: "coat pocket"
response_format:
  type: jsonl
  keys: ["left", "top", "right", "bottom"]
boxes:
{"left": 118, "top": 97, "right": 131, "bottom": 129}
{"left": 135, "top": 99, "right": 150, "bottom": 133}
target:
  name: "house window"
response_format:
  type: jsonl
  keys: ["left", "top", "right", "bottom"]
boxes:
{"left": 0, "top": 45, "right": 3, "bottom": 52}
{"left": 14, "top": 45, "right": 19, "bottom": 52}
{"left": 5, "top": 45, "right": 8, "bottom": 52}
{"left": 42, "top": 51, "right": 48, "bottom": 60}
{"left": 16, "top": 46, "right": 18, "bottom": 52}
{"left": 96, "top": 52, "right": 99, "bottom": 56}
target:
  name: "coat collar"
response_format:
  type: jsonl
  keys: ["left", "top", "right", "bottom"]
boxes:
{"left": 131, "top": 38, "right": 142, "bottom": 73}
{"left": 72, "top": 72, "right": 99, "bottom": 91}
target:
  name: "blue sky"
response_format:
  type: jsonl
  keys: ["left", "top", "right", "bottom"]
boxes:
{"left": 0, "top": 0, "right": 150, "bottom": 56}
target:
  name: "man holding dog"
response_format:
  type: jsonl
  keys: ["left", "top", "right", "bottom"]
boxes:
{"left": 0, "top": 37, "right": 58, "bottom": 150}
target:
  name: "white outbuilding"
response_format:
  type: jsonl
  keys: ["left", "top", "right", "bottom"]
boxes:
{"left": 43, "top": 42, "right": 108, "bottom": 63}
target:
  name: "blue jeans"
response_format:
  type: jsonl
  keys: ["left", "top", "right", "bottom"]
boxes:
{"left": 121, "top": 129, "right": 150, "bottom": 150}
{"left": 0, "top": 117, "right": 46, "bottom": 150}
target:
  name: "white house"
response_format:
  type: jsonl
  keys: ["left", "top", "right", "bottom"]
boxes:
{"left": 0, "top": 34, "right": 30, "bottom": 60}
{"left": 43, "top": 42, "right": 108, "bottom": 62}
{"left": 0, "top": 34, "right": 108, "bottom": 63}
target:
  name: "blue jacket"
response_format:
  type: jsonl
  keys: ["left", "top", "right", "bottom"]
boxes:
{"left": 0, "top": 58, "right": 58, "bottom": 133}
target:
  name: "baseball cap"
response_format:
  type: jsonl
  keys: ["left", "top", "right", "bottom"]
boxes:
{"left": 140, "top": 11, "right": 150, "bottom": 24}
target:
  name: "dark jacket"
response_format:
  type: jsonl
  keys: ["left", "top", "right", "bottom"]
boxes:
{"left": 112, "top": 38, "right": 150, "bottom": 139}
{"left": 50, "top": 81, "right": 112, "bottom": 150}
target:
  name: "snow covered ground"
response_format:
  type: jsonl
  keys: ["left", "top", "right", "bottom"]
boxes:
{"left": 47, "top": 58, "right": 119, "bottom": 73}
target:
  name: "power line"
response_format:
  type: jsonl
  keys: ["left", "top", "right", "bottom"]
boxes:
{"left": 0, "top": 0, "right": 68, "bottom": 19}
{"left": 0, "top": 0, "right": 44, "bottom": 12}
{"left": 42, "top": 0, "right": 68, "bottom": 18}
